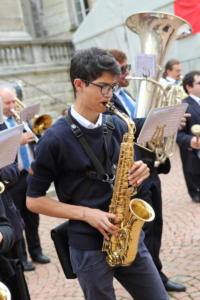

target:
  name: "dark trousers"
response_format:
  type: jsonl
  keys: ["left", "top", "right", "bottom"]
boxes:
{"left": 9, "top": 171, "right": 41, "bottom": 260}
{"left": 69, "top": 237, "right": 168, "bottom": 300}
{"left": 179, "top": 149, "right": 200, "bottom": 198}
{"left": 183, "top": 169, "right": 200, "bottom": 198}
{"left": 1, "top": 241, "right": 31, "bottom": 300}
{"left": 139, "top": 173, "right": 168, "bottom": 284}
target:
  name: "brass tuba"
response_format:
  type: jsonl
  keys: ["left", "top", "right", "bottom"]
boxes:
{"left": 125, "top": 12, "right": 191, "bottom": 165}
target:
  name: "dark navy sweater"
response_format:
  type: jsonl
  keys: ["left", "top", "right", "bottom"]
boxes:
{"left": 27, "top": 113, "right": 131, "bottom": 250}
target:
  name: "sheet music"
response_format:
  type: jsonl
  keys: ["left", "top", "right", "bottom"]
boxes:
{"left": 0, "top": 97, "right": 3, "bottom": 124}
{"left": 20, "top": 103, "right": 40, "bottom": 122}
{"left": 135, "top": 54, "right": 156, "bottom": 77}
{"left": 137, "top": 103, "right": 188, "bottom": 144}
{"left": 0, "top": 124, "right": 24, "bottom": 169}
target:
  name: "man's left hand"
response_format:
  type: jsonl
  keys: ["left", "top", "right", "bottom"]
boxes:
{"left": 128, "top": 160, "right": 149, "bottom": 186}
{"left": 178, "top": 113, "right": 191, "bottom": 130}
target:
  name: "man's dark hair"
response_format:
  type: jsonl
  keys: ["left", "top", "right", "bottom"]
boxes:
{"left": 162, "top": 59, "right": 180, "bottom": 78}
{"left": 108, "top": 49, "right": 127, "bottom": 64}
{"left": 182, "top": 70, "right": 200, "bottom": 94}
{"left": 70, "top": 47, "right": 121, "bottom": 94}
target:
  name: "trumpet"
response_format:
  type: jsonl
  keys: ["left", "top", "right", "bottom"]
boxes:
{"left": 10, "top": 106, "right": 39, "bottom": 143}
{"left": 11, "top": 97, "right": 52, "bottom": 142}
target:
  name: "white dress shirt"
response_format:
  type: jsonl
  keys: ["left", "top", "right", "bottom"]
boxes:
{"left": 71, "top": 105, "right": 102, "bottom": 129}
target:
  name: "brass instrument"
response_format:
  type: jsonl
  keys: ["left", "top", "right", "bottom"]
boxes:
{"left": 11, "top": 97, "right": 52, "bottom": 142}
{"left": 32, "top": 114, "right": 52, "bottom": 135}
{"left": 0, "top": 281, "right": 11, "bottom": 300}
{"left": 125, "top": 12, "right": 191, "bottom": 165}
{"left": 102, "top": 103, "right": 155, "bottom": 267}
{"left": 0, "top": 182, "right": 5, "bottom": 194}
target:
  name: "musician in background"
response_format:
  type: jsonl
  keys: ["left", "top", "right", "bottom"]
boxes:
{"left": 107, "top": 50, "right": 136, "bottom": 118}
{"left": 160, "top": 59, "right": 182, "bottom": 87}
{"left": 108, "top": 49, "right": 186, "bottom": 293}
{"left": 0, "top": 196, "right": 15, "bottom": 252}
{"left": 177, "top": 71, "right": 200, "bottom": 203}
{"left": 0, "top": 194, "right": 15, "bottom": 299}
{"left": 0, "top": 164, "right": 31, "bottom": 299}
{"left": 26, "top": 47, "right": 168, "bottom": 300}
{"left": 0, "top": 86, "right": 50, "bottom": 271}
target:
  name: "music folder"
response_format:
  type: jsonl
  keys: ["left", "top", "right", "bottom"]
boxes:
{"left": 0, "top": 97, "right": 3, "bottom": 124}
{"left": 0, "top": 124, "right": 24, "bottom": 169}
{"left": 20, "top": 103, "right": 40, "bottom": 122}
{"left": 137, "top": 103, "right": 188, "bottom": 145}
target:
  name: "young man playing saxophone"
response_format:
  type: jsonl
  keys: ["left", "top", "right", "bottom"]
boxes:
{"left": 26, "top": 47, "right": 168, "bottom": 300}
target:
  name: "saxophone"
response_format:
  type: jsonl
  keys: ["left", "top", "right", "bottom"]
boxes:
{"left": 102, "top": 103, "right": 155, "bottom": 267}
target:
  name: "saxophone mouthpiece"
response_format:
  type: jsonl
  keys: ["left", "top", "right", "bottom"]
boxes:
{"left": 105, "top": 102, "right": 116, "bottom": 111}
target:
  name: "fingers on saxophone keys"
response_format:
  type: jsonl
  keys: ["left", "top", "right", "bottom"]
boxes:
{"left": 100, "top": 217, "right": 119, "bottom": 240}
{"left": 128, "top": 161, "right": 149, "bottom": 185}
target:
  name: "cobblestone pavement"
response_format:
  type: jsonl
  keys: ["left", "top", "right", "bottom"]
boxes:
{"left": 25, "top": 147, "right": 200, "bottom": 300}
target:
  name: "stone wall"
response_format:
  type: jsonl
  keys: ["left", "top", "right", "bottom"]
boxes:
{"left": 42, "top": 0, "right": 73, "bottom": 37}
{"left": 0, "top": 0, "right": 32, "bottom": 41}
{"left": 0, "top": 39, "right": 74, "bottom": 119}
{"left": 0, "top": 0, "right": 96, "bottom": 119}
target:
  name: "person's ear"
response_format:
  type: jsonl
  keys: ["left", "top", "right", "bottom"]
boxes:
{"left": 186, "top": 84, "right": 192, "bottom": 94}
{"left": 74, "top": 78, "right": 85, "bottom": 92}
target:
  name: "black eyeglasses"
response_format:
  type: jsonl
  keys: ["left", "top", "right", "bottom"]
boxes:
{"left": 81, "top": 79, "right": 120, "bottom": 96}
{"left": 120, "top": 64, "right": 131, "bottom": 74}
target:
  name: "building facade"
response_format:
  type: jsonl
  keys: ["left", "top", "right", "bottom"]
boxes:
{"left": 0, "top": 0, "right": 94, "bottom": 117}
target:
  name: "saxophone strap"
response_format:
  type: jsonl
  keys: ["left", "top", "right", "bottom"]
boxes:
{"left": 65, "top": 114, "right": 115, "bottom": 187}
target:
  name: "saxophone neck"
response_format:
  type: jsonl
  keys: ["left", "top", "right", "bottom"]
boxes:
{"left": 105, "top": 102, "right": 136, "bottom": 135}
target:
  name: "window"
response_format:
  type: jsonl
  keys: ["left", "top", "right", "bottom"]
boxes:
{"left": 74, "top": 0, "right": 89, "bottom": 24}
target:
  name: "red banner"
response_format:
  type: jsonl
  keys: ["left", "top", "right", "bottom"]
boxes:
{"left": 174, "top": 0, "right": 200, "bottom": 34}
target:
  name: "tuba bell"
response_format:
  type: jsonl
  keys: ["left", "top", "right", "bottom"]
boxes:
{"left": 125, "top": 12, "right": 191, "bottom": 165}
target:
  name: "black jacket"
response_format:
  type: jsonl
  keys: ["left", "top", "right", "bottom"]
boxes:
{"left": 177, "top": 96, "right": 200, "bottom": 175}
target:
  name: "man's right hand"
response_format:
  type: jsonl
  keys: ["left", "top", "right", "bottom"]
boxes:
{"left": 82, "top": 207, "right": 120, "bottom": 240}
{"left": 190, "top": 136, "right": 200, "bottom": 149}
{"left": 20, "top": 132, "right": 35, "bottom": 145}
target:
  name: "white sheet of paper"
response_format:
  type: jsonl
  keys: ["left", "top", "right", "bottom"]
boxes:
{"left": 0, "top": 124, "right": 24, "bottom": 169}
{"left": 137, "top": 103, "right": 188, "bottom": 144}
{"left": 135, "top": 54, "right": 156, "bottom": 77}
{"left": 20, "top": 103, "right": 40, "bottom": 122}
{"left": 0, "top": 97, "right": 3, "bottom": 124}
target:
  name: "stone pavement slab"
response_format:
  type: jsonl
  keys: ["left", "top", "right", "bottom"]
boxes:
{"left": 25, "top": 147, "right": 200, "bottom": 299}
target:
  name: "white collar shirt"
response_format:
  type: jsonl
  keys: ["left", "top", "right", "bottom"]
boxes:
{"left": 71, "top": 105, "right": 102, "bottom": 129}
{"left": 190, "top": 94, "right": 200, "bottom": 105}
